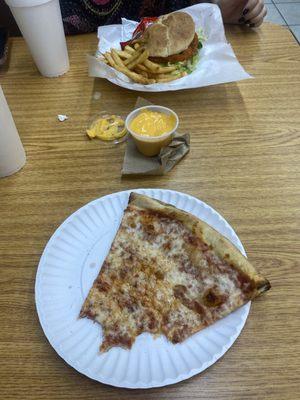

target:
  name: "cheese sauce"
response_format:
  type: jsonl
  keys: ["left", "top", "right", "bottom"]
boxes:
{"left": 129, "top": 110, "right": 177, "bottom": 137}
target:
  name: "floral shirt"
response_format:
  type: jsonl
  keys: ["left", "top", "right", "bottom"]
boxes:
{"left": 60, "top": 0, "right": 203, "bottom": 34}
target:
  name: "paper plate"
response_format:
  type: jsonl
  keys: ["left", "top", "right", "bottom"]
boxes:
{"left": 35, "top": 189, "right": 250, "bottom": 388}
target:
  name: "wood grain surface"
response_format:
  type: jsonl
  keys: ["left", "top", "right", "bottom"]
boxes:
{"left": 0, "top": 23, "right": 299, "bottom": 400}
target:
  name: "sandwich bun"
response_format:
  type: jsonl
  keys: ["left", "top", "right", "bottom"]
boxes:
{"left": 141, "top": 12, "right": 196, "bottom": 60}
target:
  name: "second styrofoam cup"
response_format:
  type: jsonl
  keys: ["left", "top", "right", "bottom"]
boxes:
{"left": 0, "top": 86, "right": 26, "bottom": 178}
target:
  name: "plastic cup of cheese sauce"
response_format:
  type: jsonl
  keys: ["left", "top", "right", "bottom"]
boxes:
{"left": 125, "top": 106, "right": 178, "bottom": 157}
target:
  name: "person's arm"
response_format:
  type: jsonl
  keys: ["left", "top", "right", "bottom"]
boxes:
{"left": 212, "top": 0, "right": 267, "bottom": 27}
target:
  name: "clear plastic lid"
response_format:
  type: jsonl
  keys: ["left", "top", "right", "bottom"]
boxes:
{"left": 86, "top": 112, "right": 128, "bottom": 144}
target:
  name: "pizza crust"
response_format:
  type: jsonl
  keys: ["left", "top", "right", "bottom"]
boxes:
{"left": 128, "top": 193, "right": 270, "bottom": 298}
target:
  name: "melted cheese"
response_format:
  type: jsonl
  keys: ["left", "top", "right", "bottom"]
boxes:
{"left": 129, "top": 110, "right": 176, "bottom": 137}
{"left": 81, "top": 204, "right": 250, "bottom": 352}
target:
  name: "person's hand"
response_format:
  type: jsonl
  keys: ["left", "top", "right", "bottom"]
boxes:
{"left": 216, "top": 0, "right": 267, "bottom": 27}
{"left": 239, "top": 0, "right": 267, "bottom": 27}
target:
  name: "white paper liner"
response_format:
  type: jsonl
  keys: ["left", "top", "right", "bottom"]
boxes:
{"left": 87, "top": 4, "right": 251, "bottom": 92}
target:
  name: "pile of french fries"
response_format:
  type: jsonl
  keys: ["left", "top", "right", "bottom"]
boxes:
{"left": 100, "top": 43, "right": 186, "bottom": 85}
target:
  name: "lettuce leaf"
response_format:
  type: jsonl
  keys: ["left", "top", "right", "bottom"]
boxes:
{"left": 170, "top": 28, "right": 205, "bottom": 74}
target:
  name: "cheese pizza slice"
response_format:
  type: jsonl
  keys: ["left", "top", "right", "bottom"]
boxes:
{"left": 80, "top": 193, "right": 270, "bottom": 352}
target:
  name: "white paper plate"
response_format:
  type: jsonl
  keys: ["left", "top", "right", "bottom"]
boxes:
{"left": 35, "top": 189, "right": 250, "bottom": 389}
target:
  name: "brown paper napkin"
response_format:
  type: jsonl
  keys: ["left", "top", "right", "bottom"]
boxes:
{"left": 121, "top": 98, "right": 190, "bottom": 176}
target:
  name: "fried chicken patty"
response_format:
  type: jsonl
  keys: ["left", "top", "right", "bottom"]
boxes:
{"left": 149, "top": 33, "right": 199, "bottom": 64}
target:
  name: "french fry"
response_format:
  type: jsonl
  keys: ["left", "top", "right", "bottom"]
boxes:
{"left": 136, "top": 63, "right": 148, "bottom": 72}
{"left": 135, "top": 69, "right": 149, "bottom": 78}
{"left": 116, "top": 50, "right": 132, "bottom": 59}
{"left": 104, "top": 52, "right": 116, "bottom": 67}
{"left": 145, "top": 65, "right": 177, "bottom": 74}
{"left": 124, "top": 45, "right": 135, "bottom": 54}
{"left": 105, "top": 50, "right": 155, "bottom": 84}
{"left": 134, "top": 65, "right": 149, "bottom": 78}
{"left": 111, "top": 48, "right": 126, "bottom": 67}
{"left": 144, "top": 70, "right": 175, "bottom": 80}
{"left": 98, "top": 57, "right": 108, "bottom": 64}
{"left": 124, "top": 49, "right": 142, "bottom": 66}
{"left": 155, "top": 73, "right": 183, "bottom": 83}
{"left": 127, "top": 49, "right": 149, "bottom": 70}
{"left": 112, "top": 63, "right": 155, "bottom": 84}
{"left": 153, "top": 72, "right": 180, "bottom": 79}
{"left": 143, "top": 57, "right": 178, "bottom": 74}
{"left": 143, "top": 59, "right": 160, "bottom": 71}
{"left": 158, "top": 66, "right": 177, "bottom": 73}
{"left": 105, "top": 45, "right": 185, "bottom": 85}
{"left": 116, "top": 66, "right": 155, "bottom": 84}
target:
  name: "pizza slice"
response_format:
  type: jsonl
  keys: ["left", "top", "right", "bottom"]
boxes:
{"left": 80, "top": 193, "right": 270, "bottom": 352}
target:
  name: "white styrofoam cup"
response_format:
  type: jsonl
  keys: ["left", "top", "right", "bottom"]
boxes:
{"left": 0, "top": 86, "right": 26, "bottom": 178}
{"left": 5, "top": 0, "right": 69, "bottom": 77}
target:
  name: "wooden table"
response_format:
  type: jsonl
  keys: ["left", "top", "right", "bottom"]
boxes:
{"left": 0, "top": 22, "right": 299, "bottom": 400}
